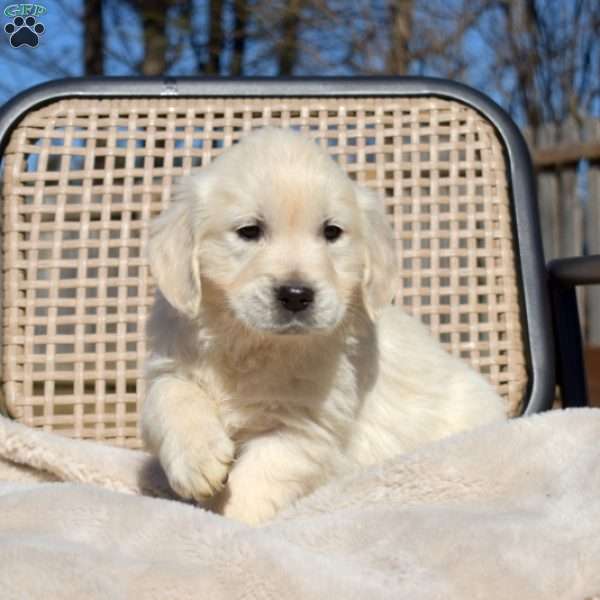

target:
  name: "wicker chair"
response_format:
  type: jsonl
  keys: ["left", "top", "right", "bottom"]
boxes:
{"left": 0, "top": 77, "right": 592, "bottom": 450}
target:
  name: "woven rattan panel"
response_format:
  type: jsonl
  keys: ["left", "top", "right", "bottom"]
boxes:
{"left": 0, "top": 96, "right": 527, "bottom": 448}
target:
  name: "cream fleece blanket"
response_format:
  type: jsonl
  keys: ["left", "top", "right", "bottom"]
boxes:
{"left": 1, "top": 409, "right": 600, "bottom": 599}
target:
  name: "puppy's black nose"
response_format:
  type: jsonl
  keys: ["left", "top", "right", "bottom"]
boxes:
{"left": 276, "top": 284, "right": 315, "bottom": 313}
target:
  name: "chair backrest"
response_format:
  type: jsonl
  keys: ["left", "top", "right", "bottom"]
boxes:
{"left": 0, "top": 78, "right": 554, "bottom": 448}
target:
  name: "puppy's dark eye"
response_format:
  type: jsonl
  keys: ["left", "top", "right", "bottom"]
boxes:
{"left": 323, "top": 224, "right": 343, "bottom": 242}
{"left": 237, "top": 224, "right": 263, "bottom": 241}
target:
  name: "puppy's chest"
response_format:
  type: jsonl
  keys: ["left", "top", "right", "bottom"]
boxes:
{"left": 222, "top": 369, "right": 321, "bottom": 429}
{"left": 201, "top": 352, "right": 356, "bottom": 439}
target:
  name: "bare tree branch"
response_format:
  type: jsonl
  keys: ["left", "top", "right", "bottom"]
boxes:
{"left": 386, "top": 0, "right": 413, "bottom": 74}
{"left": 278, "top": 0, "right": 304, "bottom": 75}
{"left": 139, "top": 0, "right": 169, "bottom": 75}
{"left": 84, "top": 0, "right": 104, "bottom": 75}
{"left": 230, "top": 0, "right": 249, "bottom": 76}
{"left": 206, "top": 0, "right": 225, "bottom": 75}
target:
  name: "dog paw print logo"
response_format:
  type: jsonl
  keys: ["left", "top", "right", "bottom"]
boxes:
{"left": 4, "top": 15, "right": 44, "bottom": 47}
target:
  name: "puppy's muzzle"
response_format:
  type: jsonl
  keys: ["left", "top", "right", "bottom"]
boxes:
{"left": 276, "top": 283, "right": 315, "bottom": 313}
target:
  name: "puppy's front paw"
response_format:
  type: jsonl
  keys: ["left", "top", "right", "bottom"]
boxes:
{"left": 216, "top": 467, "right": 299, "bottom": 525}
{"left": 220, "top": 488, "right": 280, "bottom": 526}
{"left": 160, "top": 425, "right": 235, "bottom": 502}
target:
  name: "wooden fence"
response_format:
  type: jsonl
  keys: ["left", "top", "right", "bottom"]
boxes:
{"left": 529, "top": 118, "right": 600, "bottom": 346}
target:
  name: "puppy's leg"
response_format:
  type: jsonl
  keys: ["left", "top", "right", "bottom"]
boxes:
{"left": 142, "top": 376, "right": 234, "bottom": 502}
{"left": 215, "top": 433, "right": 339, "bottom": 525}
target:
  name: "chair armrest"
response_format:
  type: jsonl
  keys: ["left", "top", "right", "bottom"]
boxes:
{"left": 547, "top": 255, "right": 600, "bottom": 408}
{"left": 548, "top": 255, "right": 600, "bottom": 287}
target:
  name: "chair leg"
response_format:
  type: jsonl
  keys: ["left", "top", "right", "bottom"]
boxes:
{"left": 549, "top": 284, "right": 589, "bottom": 408}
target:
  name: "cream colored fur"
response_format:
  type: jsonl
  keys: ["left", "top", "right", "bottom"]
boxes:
{"left": 142, "top": 128, "right": 506, "bottom": 525}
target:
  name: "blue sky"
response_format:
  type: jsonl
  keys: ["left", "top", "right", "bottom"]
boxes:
{"left": 0, "top": 1, "right": 497, "bottom": 102}
{"left": 0, "top": 1, "right": 597, "bottom": 126}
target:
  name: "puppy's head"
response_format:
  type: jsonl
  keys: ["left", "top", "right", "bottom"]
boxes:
{"left": 148, "top": 128, "right": 398, "bottom": 335}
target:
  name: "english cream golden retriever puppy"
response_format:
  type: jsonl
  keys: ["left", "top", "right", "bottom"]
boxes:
{"left": 142, "top": 128, "right": 505, "bottom": 525}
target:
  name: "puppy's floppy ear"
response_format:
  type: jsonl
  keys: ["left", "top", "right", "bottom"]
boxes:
{"left": 147, "top": 192, "right": 201, "bottom": 319}
{"left": 356, "top": 185, "right": 399, "bottom": 319}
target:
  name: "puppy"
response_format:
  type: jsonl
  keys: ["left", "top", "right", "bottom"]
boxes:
{"left": 142, "top": 128, "right": 506, "bottom": 525}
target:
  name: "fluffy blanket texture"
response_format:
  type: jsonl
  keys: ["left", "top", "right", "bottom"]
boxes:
{"left": 1, "top": 409, "right": 599, "bottom": 599}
